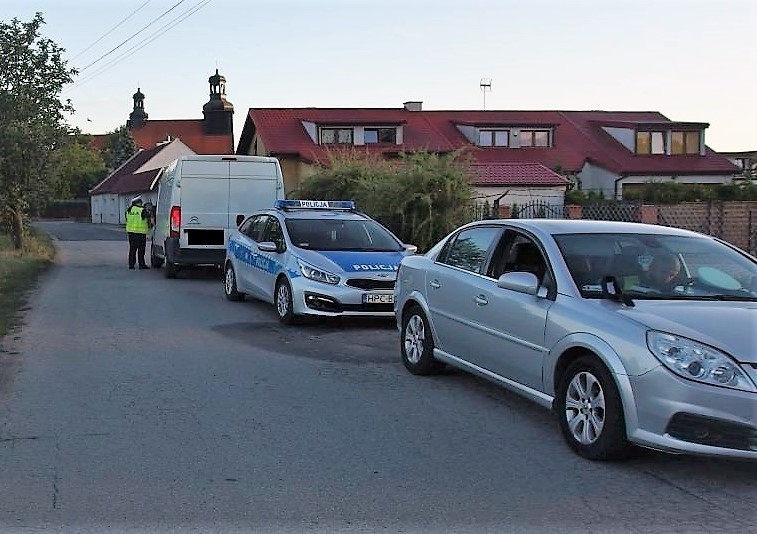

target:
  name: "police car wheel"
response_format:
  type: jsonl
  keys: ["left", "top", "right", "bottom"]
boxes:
{"left": 275, "top": 278, "right": 298, "bottom": 325}
{"left": 401, "top": 305, "right": 444, "bottom": 375}
{"left": 224, "top": 264, "right": 245, "bottom": 301}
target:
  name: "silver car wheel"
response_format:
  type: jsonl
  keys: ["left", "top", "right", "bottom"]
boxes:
{"left": 565, "top": 371, "right": 606, "bottom": 445}
{"left": 404, "top": 314, "right": 425, "bottom": 364}
{"left": 224, "top": 267, "right": 235, "bottom": 295}
{"left": 276, "top": 283, "right": 290, "bottom": 318}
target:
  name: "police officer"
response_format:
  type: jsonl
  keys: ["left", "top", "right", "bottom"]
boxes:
{"left": 125, "top": 196, "right": 150, "bottom": 270}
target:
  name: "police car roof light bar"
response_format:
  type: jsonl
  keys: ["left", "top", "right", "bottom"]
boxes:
{"left": 275, "top": 200, "right": 356, "bottom": 211}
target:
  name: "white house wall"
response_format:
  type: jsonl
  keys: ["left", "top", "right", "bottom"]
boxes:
{"left": 91, "top": 194, "right": 120, "bottom": 224}
{"left": 133, "top": 139, "right": 195, "bottom": 174}
{"left": 578, "top": 163, "right": 620, "bottom": 199}
{"left": 473, "top": 186, "right": 566, "bottom": 208}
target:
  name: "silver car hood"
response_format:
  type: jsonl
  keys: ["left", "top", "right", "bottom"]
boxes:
{"left": 616, "top": 301, "right": 757, "bottom": 363}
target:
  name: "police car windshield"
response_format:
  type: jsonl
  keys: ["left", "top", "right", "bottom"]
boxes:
{"left": 285, "top": 218, "right": 402, "bottom": 251}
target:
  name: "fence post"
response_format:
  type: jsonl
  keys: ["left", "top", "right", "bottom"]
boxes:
{"left": 639, "top": 204, "right": 659, "bottom": 224}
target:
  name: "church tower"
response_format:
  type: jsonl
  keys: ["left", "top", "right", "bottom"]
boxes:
{"left": 202, "top": 69, "right": 234, "bottom": 135}
{"left": 127, "top": 88, "right": 148, "bottom": 129}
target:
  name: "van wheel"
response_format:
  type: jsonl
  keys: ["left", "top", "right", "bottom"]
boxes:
{"left": 275, "top": 278, "right": 299, "bottom": 325}
{"left": 150, "top": 251, "right": 164, "bottom": 269}
{"left": 165, "top": 262, "right": 178, "bottom": 279}
{"left": 224, "top": 264, "right": 245, "bottom": 301}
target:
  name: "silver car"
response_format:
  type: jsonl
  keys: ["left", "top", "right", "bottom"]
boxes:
{"left": 395, "top": 219, "right": 757, "bottom": 460}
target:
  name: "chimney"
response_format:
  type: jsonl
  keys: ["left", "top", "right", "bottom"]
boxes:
{"left": 403, "top": 101, "right": 422, "bottom": 112}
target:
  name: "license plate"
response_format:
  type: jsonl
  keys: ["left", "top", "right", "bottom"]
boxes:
{"left": 363, "top": 293, "right": 394, "bottom": 304}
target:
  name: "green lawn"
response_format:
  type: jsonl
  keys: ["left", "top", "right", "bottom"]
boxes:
{"left": 0, "top": 229, "right": 55, "bottom": 337}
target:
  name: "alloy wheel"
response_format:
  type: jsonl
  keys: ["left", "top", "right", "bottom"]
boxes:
{"left": 404, "top": 314, "right": 425, "bottom": 364}
{"left": 277, "top": 283, "right": 290, "bottom": 318}
{"left": 564, "top": 371, "right": 606, "bottom": 445}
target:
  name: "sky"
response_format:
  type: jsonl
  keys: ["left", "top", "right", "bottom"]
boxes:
{"left": 3, "top": 0, "right": 756, "bottom": 152}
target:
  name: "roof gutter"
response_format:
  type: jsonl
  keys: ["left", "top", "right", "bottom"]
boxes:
{"left": 614, "top": 174, "right": 626, "bottom": 200}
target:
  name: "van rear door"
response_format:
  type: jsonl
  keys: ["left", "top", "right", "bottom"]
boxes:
{"left": 228, "top": 160, "right": 283, "bottom": 229}
{"left": 179, "top": 160, "right": 230, "bottom": 248}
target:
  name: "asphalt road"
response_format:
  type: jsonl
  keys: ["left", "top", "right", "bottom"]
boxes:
{"left": 0, "top": 221, "right": 754, "bottom": 533}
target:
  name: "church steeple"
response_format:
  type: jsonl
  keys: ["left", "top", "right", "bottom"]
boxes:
{"left": 127, "top": 87, "right": 148, "bottom": 129}
{"left": 202, "top": 69, "right": 234, "bottom": 135}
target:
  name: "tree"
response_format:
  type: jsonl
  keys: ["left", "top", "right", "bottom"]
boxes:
{"left": 0, "top": 13, "right": 76, "bottom": 249}
{"left": 294, "top": 149, "right": 474, "bottom": 252}
{"left": 102, "top": 125, "right": 138, "bottom": 172}
{"left": 52, "top": 133, "right": 107, "bottom": 198}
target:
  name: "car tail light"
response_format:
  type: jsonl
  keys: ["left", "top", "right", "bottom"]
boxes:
{"left": 169, "top": 206, "right": 181, "bottom": 238}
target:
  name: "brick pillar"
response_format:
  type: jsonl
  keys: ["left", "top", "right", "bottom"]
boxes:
{"left": 639, "top": 204, "right": 659, "bottom": 225}
{"left": 497, "top": 204, "right": 512, "bottom": 218}
{"left": 566, "top": 204, "right": 583, "bottom": 220}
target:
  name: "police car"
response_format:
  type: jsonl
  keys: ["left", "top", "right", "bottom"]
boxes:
{"left": 224, "top": 200, "right": 415, "bottom": 324}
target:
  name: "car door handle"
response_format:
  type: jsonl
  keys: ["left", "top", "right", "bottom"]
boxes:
{"left": 429, "top": 279, "right": 441, "bottom": 289}
{"left": 474, "top": 295, "right": 488, "bottom": 306}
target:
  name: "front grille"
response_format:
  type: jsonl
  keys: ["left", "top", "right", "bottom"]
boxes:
{"left": 346, "top": 278, "right": 395, "bottom": 290}
{"left": 666, "top": 412, "right": 757, "bottom": 452}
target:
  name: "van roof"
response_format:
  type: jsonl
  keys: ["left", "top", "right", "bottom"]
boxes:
{"left": 175, "top": 155, "right": 280, "bottom": 163}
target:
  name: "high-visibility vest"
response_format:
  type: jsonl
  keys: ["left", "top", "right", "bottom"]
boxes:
{"left": 125, "top": 206, "right": 149, "bottom": 234}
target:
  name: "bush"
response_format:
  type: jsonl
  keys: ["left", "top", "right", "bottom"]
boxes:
{"left": 293, "top": 150, "right": 474, "bottom": 252}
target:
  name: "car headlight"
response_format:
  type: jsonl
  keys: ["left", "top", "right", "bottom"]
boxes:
{"left": 647, "top": 331, "right": 756, "bottom": 392}
{"left": 297, "top": 260, "right": 340, "bottom": 285}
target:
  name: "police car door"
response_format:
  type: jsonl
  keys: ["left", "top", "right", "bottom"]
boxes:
{"left": 256, "top": 216, "right": 287, "bottom": 302}
{"left": 237, "top": 214, "right": 270, "bottom": 299}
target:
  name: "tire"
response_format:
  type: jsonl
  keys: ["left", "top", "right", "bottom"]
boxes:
{"left": 275, "top": 278, "right": 299, "bottom": 325}
{"left": 400, "top": 305, "right": 444, "bottom": 375}
{"left": 150, "top": 249, "right": 164, "bottom": 269}
{"left": 555, "top": 355, "right": 631, "bottom": 461}
{"left": 224, "top": 264, "right": 245, "bottom": 301}
{"left": 164, "top": 261, "right": 178, "bottom": 279}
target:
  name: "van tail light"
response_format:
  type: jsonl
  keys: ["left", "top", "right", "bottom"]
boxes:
{"left": 169, "top": 206, "right": 181, "bottom": 238}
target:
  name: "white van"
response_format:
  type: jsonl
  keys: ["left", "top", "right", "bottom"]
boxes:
{"left": 150, "top": 155, "right": 285, "bottom": 278}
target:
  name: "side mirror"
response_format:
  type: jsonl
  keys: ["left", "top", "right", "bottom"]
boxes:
{"left": 497, "top": 272, "right": 540, "bottom": 296}
{"left": 404, "top": 244, "right": 418, "bottom": 254}
{"left": 258, "top": 241, "right": 278, "bottom": 253}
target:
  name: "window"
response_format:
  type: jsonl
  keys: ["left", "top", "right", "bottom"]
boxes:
{"left": 519, "top": 129, "right": 551, "bottom": 147}
{"left": 284, "top": 218, "right": 402, "bottom": 251}
{"left": 263, "top": 219, "right": 286, "bottom": 251}
{"left": 364, "top": 128, "right": 396, "bottom": 144}
{"left": 479, "top": 129, "right": 510, "bottom": 147}
{"left": 438, "top": 227, "right": 500, "bottom": 273}
{"left": 320, "top": 128, "right": 353, "bottom": 145}
{"left": 635, "top": 131, "right": 665, "bottom": 155}
{"left": 246, "top": 215, "right": 269, "bottom": 242}
{"left": 671, "top": 131, "right": 700, "bottom": 155}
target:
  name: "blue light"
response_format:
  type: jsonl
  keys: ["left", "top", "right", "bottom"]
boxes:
{"left": 275, "top": 200, "right": 356, "bottom": 210}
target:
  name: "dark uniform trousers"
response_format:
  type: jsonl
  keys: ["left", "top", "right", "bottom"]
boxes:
{"left": 128, "top": 232, "right": 147, "bottom": 268}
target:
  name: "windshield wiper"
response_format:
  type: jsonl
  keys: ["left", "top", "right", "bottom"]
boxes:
{"left": 691, "top": 294, "right": 757, "bottom": 302}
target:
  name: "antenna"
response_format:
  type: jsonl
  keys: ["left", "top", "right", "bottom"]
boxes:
{"left": 480, "top": 78, "right": 492, "bottom": 110}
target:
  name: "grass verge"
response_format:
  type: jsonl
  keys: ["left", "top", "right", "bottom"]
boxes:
{"left": 0, "top": 228, "right": 55, "bottom": 338}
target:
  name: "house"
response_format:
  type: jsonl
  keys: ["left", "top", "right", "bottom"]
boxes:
{"left": 89, "top": 138, "right": 195, "bottom": 224}
{"left": 235, "top": 103, "right": 737, "bottom": 202}
{"left": 91, "top": 69, "right": 235, "bottom": 155}
{"left": 718, "top": 150, "right": 756, "bottom": 181}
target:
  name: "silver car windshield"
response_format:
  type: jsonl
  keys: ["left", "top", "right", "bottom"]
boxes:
{"left": 554, "top": 233, "right": 757, "bottom": 301}
{"left": 285, "top": 218, "right": 403, "bottom": 252}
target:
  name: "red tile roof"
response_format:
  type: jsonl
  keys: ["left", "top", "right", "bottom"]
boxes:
{"left": 130, "top": 120, "right": 234, "bottom": 154}
{"left": 238, "top": 108, "right": 737, "bottom": 176}
{"left": 90, "top": 144, "right": 166, "bottom": 195}
{"left": 468, "top": 163, "right": 569, "bottom": 186}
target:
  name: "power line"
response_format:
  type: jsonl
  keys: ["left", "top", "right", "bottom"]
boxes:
{"left": 71, "top": 0, "right": 153, "bottom": 61}
{"left": 66, "top": 0, "right": 212, "bottom": 93}
{"left": 78, "top": 0, "right": 189, "bottom": 72}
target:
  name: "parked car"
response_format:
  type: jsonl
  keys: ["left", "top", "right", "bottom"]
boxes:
{"left": 395, "top": 219, "right": 757, "bottom": 460}
{"left": 224, "top": 200, "right": 416, "bottom": 324}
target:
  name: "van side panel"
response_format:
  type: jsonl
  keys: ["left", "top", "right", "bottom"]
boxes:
{"left": 228, "top": 161, "right": 282, "bottom": 228}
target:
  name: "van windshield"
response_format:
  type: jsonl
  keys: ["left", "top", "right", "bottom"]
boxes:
{"left": 285, "top": 218, "right": 403, "bottom": 251}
